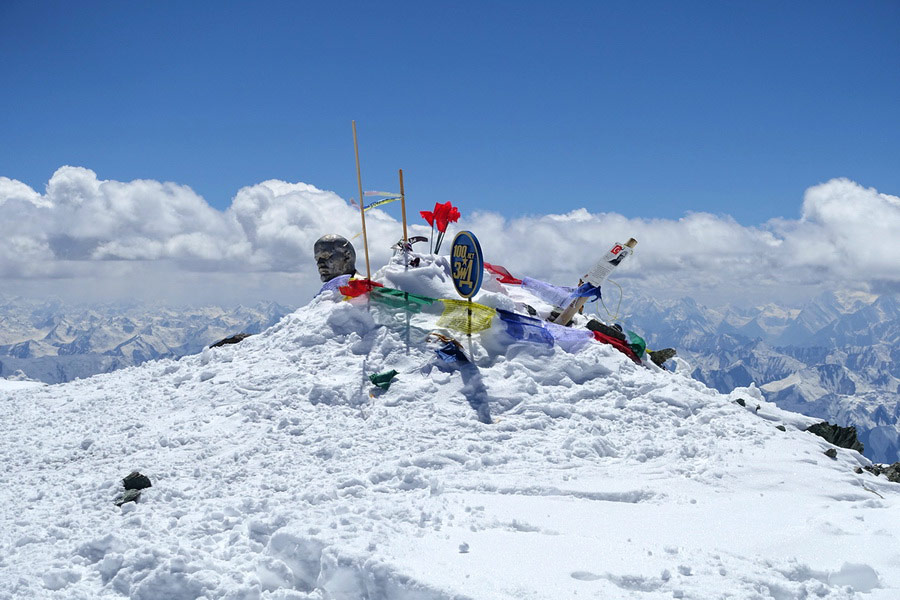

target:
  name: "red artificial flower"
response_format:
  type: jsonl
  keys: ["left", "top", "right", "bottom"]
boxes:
{"left": 420, "top": 201, "right": 460, "bottom": 233}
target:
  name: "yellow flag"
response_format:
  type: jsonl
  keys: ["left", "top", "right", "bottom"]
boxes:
{"left": 437, "top": 299, "right": 496, "bottom": 334}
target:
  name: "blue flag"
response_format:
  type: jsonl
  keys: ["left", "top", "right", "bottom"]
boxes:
{"left": 497, "top": 309, "right": 554, "bottom": 346}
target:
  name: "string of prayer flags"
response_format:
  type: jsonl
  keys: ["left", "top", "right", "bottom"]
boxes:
{"left": 364, "top": 191, "right": 400, "bottom": 196}
{"left": 316, "top": 274, "right": 352, "bottom": 297}
{"left": 437, "top": 299, "right": 496, "bottom": 334}
{"left": 369, "top": 369, "right": 399, "bottom": 390}
{"left": 496, "top": 309, "right": 554, "bottom": 346}
{"left": 339, "top": 278, "right": 384, "bottom": 298}
{"left": 370, "top": 287, "right": 436, "bottom": 313}
{"left": 484, "top": 263, "right": 523, "bottom": 285}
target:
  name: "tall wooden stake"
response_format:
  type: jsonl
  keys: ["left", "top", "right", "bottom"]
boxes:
{"left": 352, "top": 120, "right": 371, "bottom": 280}
{"left": 398, "top": 169, "right": 408, "bottom": 244}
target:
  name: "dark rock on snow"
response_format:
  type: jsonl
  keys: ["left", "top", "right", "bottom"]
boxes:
{"left": 123, "top": 471, "right": 152, "bottom": 491}
{"left": 805, "top": 422, "right": 864, "bottom": 453}
{"left": 864, "top": 462, "right": 900, "bottom": 483}
{"left": 115, "top": 489, "right": 141, "bottom": 507}
{"left": 210, "top": 333, "right": 252, "bottom": 348}
{"left": 824, "top": 448, "right": 838, "bottom": 459}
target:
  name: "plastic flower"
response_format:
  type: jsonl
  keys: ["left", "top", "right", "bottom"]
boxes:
{"left": 420, "top": 201, "right": 461, "bottom": 254}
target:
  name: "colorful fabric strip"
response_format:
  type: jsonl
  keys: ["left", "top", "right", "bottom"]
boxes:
{"left": 437, "top": 299, "right": 496, "bottom": 334}
{"left": 434, "top": 341, "right": 469, "bottom": 363}
{"left": 545, "top": 322, "right": 594, "bottom": 353}
{"left": 316, "top": 274, "right": 352, "bottom": 296}
{"left": 339, "top": 278, "right": 384, "bottom": 298}
{"left": 627, "top": 330, "right": 647, "bottom": 358}
{"left": 363, "top": 196, "right": 402, "bottom": 211}
{"left": 364, "top": 191, "right": 400, "bottom": 197}
{"left": 484, "top": 263, "right": 523, "bottom": 285}
{"left": 371, "top": 287, "right": 436, "bottom": 313}
{"left": 572, "top": 282, "right": 602, "bottom": 302}
{"left": 496, "top": 309, "right": 553, "bottom": 346}
{"left": 521, "top": 277, "right": 576, "bottom": 308}
{"left": 593, "top": 330, "right": 642, "bottom": 364}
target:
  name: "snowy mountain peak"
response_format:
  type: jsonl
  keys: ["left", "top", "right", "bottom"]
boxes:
{"left": 2, "top": 264, "right": 898, "bottom": 599}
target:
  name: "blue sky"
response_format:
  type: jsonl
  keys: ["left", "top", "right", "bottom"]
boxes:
{"left": 2, "top": 0, "right": 898, "bottom": 224}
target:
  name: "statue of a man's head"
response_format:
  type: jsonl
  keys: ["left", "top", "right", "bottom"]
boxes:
{"left": 314, "top": 234, "right": 357, "bottom": 282}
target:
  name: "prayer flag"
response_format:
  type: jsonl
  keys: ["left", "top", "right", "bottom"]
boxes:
{"left": 484, "top": 263, "right": 523, "bottom": 285}
{"left": 496, "top": 309, "right": 553, "bottom": 346}
{"left": 545, "top": 322, "right": 594, "bottom": 353}
{"left": 437, "top": 299, "right": 496, "bottom": 334}
{"left": 362, "top": 196, "right": 402, "bottom": 211}
{"left": 593, "top": 330, "right": 642, "bottom": 364}
{"left": 316, "top": 274, "right": 352, "bottom": 297}
{"left": 521, "top": 277, "right": 576, "bottom": 308}
{"left": 435, "top": 341, "right": 469, "bottom": 363}
{"left": 339, "top": 278, "right": 383, "bottom": 298}
{"left": 370, "top": 287, "right": 436, "bottom": 313}
{"left": 627, "top": 331, "right": 647, "bottom": 358}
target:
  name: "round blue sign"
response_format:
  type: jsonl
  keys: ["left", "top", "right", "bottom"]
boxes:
{"left": 450, "top": 231, "right": 484, "bottom": 299}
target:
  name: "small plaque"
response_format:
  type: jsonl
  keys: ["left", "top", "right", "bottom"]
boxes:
{"left": 450, "top": 231, "right": 484, "bottom": 299}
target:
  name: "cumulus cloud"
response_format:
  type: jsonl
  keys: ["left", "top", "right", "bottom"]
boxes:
{"left": 0, "top": 168, "right": 897, "bottom": 306}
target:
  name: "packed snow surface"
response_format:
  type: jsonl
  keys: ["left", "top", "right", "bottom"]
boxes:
{"left": 2, "top": 258, "right": 899, "bottom": 599}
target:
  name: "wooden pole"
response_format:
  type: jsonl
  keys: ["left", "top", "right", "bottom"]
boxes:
{"left": 398, "top": 169, "right": 408, "bottom": 244}
{"left": 352, "top": 121, "right": 372, "bottom": 280}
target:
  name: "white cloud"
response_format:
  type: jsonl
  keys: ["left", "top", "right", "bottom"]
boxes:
{"left": 1, "top": 167, "right": 897, "bottom": 306}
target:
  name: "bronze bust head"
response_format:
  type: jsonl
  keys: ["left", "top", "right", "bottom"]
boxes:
{"left": 314, "top": 234, "right": 357, "bottom": 282}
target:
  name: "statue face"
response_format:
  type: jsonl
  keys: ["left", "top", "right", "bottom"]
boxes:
{"left": 314, "top": 235, "right": 357, "bottom": 282}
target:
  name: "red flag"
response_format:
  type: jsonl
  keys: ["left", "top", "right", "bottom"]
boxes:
{"left": 339, "top": 279, "right": 384, "bottom": 298}
{"left": 484, "top": 262, "right": 523, "bottom": 285}
{"left": 593, "top": 330, "right": 642, "bottom": 364}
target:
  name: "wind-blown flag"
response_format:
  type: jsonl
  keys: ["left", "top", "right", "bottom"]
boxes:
{"left": 362, "top": 196, "right": 402, "bottom": 211}
{"left": 485, "top": 263, "right": 523, "bottom": 285}
{"left": 316, "top": 274, "right": 352, "bottom": 297}
{"left": 339, "top": 278, "right": 383, "bottom": 298}
{"left": 496, "top": 309, "right": 553, "bottom": 346}
{"left": 521, "top": 277, "right": 576, "bottom": 308}
{"left": 437, "top": 299, "right": 496, "bottom": 334}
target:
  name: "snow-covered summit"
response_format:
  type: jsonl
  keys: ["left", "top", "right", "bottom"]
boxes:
{"left": 1, "top": 258, "right": 898, "bottom": 599}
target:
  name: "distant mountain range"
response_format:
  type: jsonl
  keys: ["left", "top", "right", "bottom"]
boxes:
{"left": 0, "top": 297, "right": 294, "bottom": 385}
{"left": 625, "top": 291, "right": 899, "bottom": 463}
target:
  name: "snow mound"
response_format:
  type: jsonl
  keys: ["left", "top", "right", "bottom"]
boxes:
{"left": 1, "top": 267, "right": 899, "bottom": 599}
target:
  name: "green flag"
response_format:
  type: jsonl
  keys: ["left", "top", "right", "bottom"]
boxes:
{"left": 370, "top": 287, "right": 436, "bottom": 313}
